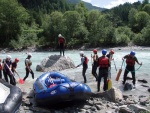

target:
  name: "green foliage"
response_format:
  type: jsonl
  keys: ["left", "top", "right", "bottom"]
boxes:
{"left": 0, "top": 0, "right": 29, "bottom": 47}
{"left": 142, "top": 4, "right": 150, "bottom": 15}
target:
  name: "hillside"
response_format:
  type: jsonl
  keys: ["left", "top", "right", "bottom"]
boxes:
{"left": 67, "top": 0, "right": 106, "bottom": 11}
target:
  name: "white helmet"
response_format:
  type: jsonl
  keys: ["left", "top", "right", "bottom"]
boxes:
{"left": 58, "top": 34, "right": 62, "bottom": 37}
{"left": 6, "top": 55, "right": 12, "bottom": 59}
{"left": 80, "top": 51, "right": 84, "bottom": 55}
{"left": 28, "top": 53, "right": 32, "bottom": 57}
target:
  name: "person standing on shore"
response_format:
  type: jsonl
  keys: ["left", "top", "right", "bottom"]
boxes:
{"left": 58, "top": 34, "right": 66, "bottom": 56}
{"left": 23, "top": 53, "right": 34, "bottom": 81}
{"left": 106, "top": 49, "right": 115, "bottom": 79}
{"left": 11, "top": 58, "right": 20, "bottom": 86}
{"left": 0, "top": 58, "right": 2, "bottom": 79}
{"left": 91, "top": 49, "right": 98, "bottom": 81}
{"left": 97, "top": 49, "right": 110, "bottom": 92}
{"left": 122, "top": 51, "right": 142, "bottom": 87}
{"left": 2, "top": 55, "right": 15, "bottom": 85}
{"left": 76, "top": 51, "right": 88, "bottom": 83}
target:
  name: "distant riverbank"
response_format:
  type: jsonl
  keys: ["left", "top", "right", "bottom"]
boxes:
{"left": 1, "top": 45, "right": 150, "bottom": 54}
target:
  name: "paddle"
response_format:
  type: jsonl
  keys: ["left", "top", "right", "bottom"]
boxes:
{"left": 5, "top": 63, "right": 24, "bottom": 84}
{"left": 115, "top": 60, "right": 124, "bottom": 81}
{"left": 113, "top": 59, "right": 117, "bottom": 72}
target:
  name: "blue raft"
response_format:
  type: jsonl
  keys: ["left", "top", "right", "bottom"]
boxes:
{"left": 33, "top": 72, "right": 92, "bottom": 105}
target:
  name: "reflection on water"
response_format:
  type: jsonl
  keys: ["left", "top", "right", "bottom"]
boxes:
{"left": 0, "top": 50, "right": 149, "bottom": 79}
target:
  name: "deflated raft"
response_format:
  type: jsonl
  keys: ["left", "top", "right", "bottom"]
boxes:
{"left": 0, "top": 79, "right": 22, "bottom": 113}
{"left": 33, "top": 72, "right": 92, "bottom": 105}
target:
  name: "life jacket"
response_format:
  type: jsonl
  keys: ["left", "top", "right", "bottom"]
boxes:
{"left": 59, "top": 37, "right": 65, "bottom": 43}
{"left": 98, "top": 56, "right": 109, "bottom": 68}
{"left": 93, "top": 54, "right": 98, "bottom": 66}
{"left": 25, "top": 58, "right": 32, "bottom": 67}
{"left": 0, "top": 63, "right": 2, "bottom": 70}
{"left": 126, "top": 55, "right": 135, "bottom": 66}
{"left": 83, "top": 56, "right": 89, "bottom": 65}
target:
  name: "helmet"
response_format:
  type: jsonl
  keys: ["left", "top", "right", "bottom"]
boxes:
{"left": 102, "top": 49, "right": 107, "bottom": 55}
{"left": 130, "top": 51, "right": 135, "bottom": 56}
{"left": 28, "top": 53, "right": 32, "bottom": 57}
{"left": 93, "top": 49, "right": 97, "bottom": 53}
{"left": 6, "top": 55, "right": 12, "bottom": 59}
{"left": 110, "top": 49, "right": 114, "bottom": 54}
{"left": 15, "top": 58, "right": 19, "bottom": 62}
{"left": 80, "top": 51, "right": 84, "bottom": 55}
{"left": 58, "top": 34, "right": 62, "bottom": 37}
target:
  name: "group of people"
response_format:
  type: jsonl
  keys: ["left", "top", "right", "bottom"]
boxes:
{"left": 0, "top": 53, "right": 34, "bottom": 86}
{"left": 76, "top": 49, "right": 142, "bottom": 92}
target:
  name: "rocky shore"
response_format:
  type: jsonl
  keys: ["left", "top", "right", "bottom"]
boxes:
{"left": 16, "top": 67, "right": 150, "bottom": 113}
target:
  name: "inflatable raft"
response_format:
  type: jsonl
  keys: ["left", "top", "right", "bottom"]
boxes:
{"left": 33, "top": 72, "right": 92, "bottom": 105}
{"left": 0, "top": 79, "right": 22, "bottom": 113}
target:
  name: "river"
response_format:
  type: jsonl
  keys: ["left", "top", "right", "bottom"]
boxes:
{"left": 0, "top": 49, "right": 149, "bottom": 79}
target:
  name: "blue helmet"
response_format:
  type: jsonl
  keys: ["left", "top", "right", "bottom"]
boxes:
{"left": 130, "top": 51, "right": 135, "bottom": 56}
{"left": 102, "top": 49, "right": 107, "bottom": 55}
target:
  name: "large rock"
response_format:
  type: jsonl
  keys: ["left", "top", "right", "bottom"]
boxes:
{"left": 92, "top": 87, "right": 123, "bottom": 102}
{"left": 36, "top": 55, "right": 75, "bottom": 72}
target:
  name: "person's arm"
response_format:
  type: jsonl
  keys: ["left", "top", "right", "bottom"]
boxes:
{"left": 135, "top": 57, "right": 142, "bottom": 65}
{"left": 122, "top": 55, "right": 127, "bottom": 60}
{"left": 76, "top": 57, "right": 85, "bottom": 68}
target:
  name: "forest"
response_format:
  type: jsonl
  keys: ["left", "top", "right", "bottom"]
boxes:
{"left": 0, "top": 0, "right": 150, "bottom": 49}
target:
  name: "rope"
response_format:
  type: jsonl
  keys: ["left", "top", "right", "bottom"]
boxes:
{"left": 123, "top": 60, "right": 142, "bottom": 72}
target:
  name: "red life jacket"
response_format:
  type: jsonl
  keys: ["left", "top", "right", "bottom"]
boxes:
{"left": 98, "top": 56, "right": 109, "bottom": 68}
{"left": 126, "top": 55, "right": 135, "bottom": 66}
{"left": 59, "top": 37, "right": 65, "bottom": 43}
{"left": 85, "top": 56, "right": 89, "bottom": 64}
{"left": 0, "top": 63, "right": 2, "bottom": 70}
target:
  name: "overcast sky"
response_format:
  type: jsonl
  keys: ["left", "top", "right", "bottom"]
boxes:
{"left": 81, "top": 0, "right": 143, "bottom": 9}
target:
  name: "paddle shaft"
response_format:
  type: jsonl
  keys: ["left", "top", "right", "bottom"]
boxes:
{"left": 115, "top": 60, "right": 124, "bottom": 81}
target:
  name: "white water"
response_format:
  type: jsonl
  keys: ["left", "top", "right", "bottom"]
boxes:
{"left": 0, "top": 50, "right": 149, "bottom": 80}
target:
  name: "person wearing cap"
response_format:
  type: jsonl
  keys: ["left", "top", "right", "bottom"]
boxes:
{"left": 106, "top": 49, "right": 115, "bottom": 79}
{"left": 0, "top": 58, "right": 2, "bottom": 79}
{"left": 97, "top": 49, "right": 110, "bottom": 92}
{"left": 122, "top": 51, "right": 142, "bottom": 87}
{"left": 2, "top": 55, "right": 15, "bottom": 85}
{"left": 11, "top": 58, "right": 20, "bottom": 85}
{"left": 76, "top": 51, "right": 88, "bottom": 83}
{"left": 58, "top": 34, "right": 66, "bottom": 56}
{"left": 23, "top": 53, "right": 34, "bottom": 81}
{"left": 91, "top": 49, "right": 98, "bottom": 81}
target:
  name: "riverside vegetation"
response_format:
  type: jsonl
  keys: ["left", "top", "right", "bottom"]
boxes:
{"left": 1, "top": 0, "right": 150, "bottom": 50}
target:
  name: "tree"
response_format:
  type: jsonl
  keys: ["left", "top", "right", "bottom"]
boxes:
{"left": 142, "top": 4, "right": 150, "bottom": 15}
{"left": 128, "top": 8, "right": 138, "bottom": 32}
{"left": 134, "top": 11, "right": 150, "bottom": 32}
{"left": 0, "top": 0, "right": 29, "bottom": 47}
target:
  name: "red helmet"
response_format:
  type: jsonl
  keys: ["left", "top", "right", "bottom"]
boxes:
{"left": 110, "top": 50, "right": 114, "bottom": 54}
{"left": 15, "top": 58, "right": 19, "bottom": 62}
{"left": 93, "top": 49, "right": 97, "bottom": 53}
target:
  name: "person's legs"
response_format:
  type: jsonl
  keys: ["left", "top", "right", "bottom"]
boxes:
{"left": 30, "top": 69, "right": 34, "bottom": 79}
{"left": 62, "top": 44, "right": 65, "bottom": 56}
{"left": 82, "top": 66, "right": 87, "bottom": 83}
{"left": 103, "top": 69, "right": 108, "bottom": 91}
{"left": 8, "top": 74, "right": 16, "bottom": 86}
{"left": 97, "top": 69, "right": 102, "bottom": 92}
{"left": 131, "top": 70, "right": 136, "bottom": 85}
{"left": 3, "top": 71, "right": 8, "bottom": 82}
{"left": 92, "top": 65, "right": 98, "bottom": 81}
{"left": 123, "top": 68, "right": 129, "bottom": 85}
{"left": 23, "top": 68, "right": 29, "bottom": 81}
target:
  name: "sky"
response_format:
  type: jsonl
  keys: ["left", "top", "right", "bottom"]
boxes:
{"left": 81, "top": 0, "right": 143, "bottom": 9}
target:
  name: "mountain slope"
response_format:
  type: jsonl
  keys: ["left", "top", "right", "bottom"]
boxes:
{"left": 67, "top": 0, "right": 106, "bottom": 11}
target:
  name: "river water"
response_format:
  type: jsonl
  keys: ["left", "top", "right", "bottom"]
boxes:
{"left": 0, "top": 50, "right": 149, "bottom": 79}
